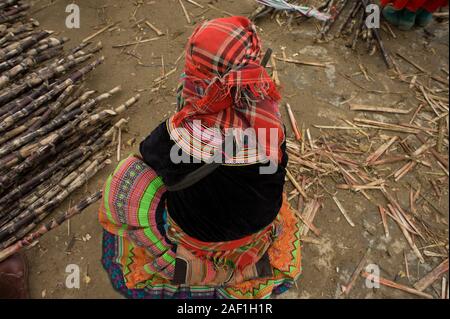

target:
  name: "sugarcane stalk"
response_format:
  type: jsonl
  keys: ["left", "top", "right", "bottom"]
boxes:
{"left": 1, "top": 29, "right": 37, "bottom": 47}
{"left": 25, "top": 84, "right": 75, "bottom": 133}
{"left": 19, "top": 138, "right": 105, "bottom": 208}
{"left": 0, "top": 10, "right": 118, "bottom": 251}
{"left": 0, "top": 0, "right": 19, "bottom": 11}
{"left": 24, "top": 36, "right": 68, "bottom": 57}
{"left": 0, "top": 157, "right": 108, "bottom": 244}
{"left": 349, "top": 9, "right": 365, "bottom": 50}
{"left": 337, "top": 0, "right": 361, "bottom": 36}
{"left": 249, "top": 5, "right": 274, "bottom": 21}
{"left": 0, "top": 1, "right": 29, "bottom": 16}
{"left": 0, "top": 53, "right": 24, "bottom": 72}
{"left": 0, "top": 81, "right": 52, "bottom": 119}
{"left": 0, "top": 53, "right": 94, "bottom": 106}
{"left": 321, "top": 0, "right": 348, "bottom": 38}
{"left": 61, "top": 41, "right": 103, "bottom": 63}
{"left": 0, "top": 20, "right": 39, "bottom": 46}
{"left": 0, "top": 115, "right": 87, "bottom": 188}
{"left": 359, "top": 0, "right": 393, "bottom": 68}
{"left": 20, "top": 128, "right": 107, "bottom": 207}
{"left": 78, "top": 93, "right": 140, "bottom": 129}
{"left": 0, "top": 9, "right": 28, "bottom": 25}
{"left": 0, "top": 191, "right": 102, "bottom": 262}
{"left": 0, "top": 115, "right": 38, "bottom": 144}
{"left": 0, "top": 46, "right": 62, "bottom": 89}
{"left": 58, "top": 89, "right": 95, "bottom": 114}
{"left": 318, "top": 0, "right": 336, "bottom": 39}
{"left": 69, "top": 41, "right": 91, "bottom": 55}
{"left": 0, "top": 128, "right": 107, "bottom": 223}
{"left": 0, "top": 30, "right": 50, "bottom": 62}
{"left": 0, "top": 56, "right": 104, "bottom": 132}
{"left": 345, "top": 1, "right": 363, "bottom": 35}
{"left": 0, "top": 127, "right": 105, "bottom": 208}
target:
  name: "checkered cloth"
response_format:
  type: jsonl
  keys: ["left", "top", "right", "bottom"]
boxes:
{"left": 381, "top": 0, "right": 448, "bottom": 12}
{"left": 169, "top": 16, "right": 285, "bottom": 164}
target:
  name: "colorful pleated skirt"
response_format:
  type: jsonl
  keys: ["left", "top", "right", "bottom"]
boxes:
{"left": 99, "top": 156, "right": 302, "bottom": 299}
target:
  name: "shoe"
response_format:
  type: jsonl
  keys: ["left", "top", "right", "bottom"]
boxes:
{"left": 382, "top": 5, "right": 401, "bottom": 27}
{"left": 398, "top": 8, "right": 417, "bottom": 31}
{"left": 0, "top": 254, "right": 29, "bottom": 299}
{"left": 416, "top": 9, "right": 433, "bottom": 27}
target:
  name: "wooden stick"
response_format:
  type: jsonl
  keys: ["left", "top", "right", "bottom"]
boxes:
{"left": 332, "top": 196, "right": 355, "bottom": 227}
{"left": 300, "top": 236, "right": 322, "bottom": 245}
{"left": 437, "top": 117, "right": 446, "bottom": 153}
{"left": 179, "top": 0, "right": 192, "bottom": 24}
{"left": 0, "top": 191, "right": 102, "bottom": 263}
{"left": 274, "top": 56, "right": 331, "bottom": 68}
{"left": 442, "top": 277, "right": 447, "bottom": 300}
{"left": 416, "top": 134, "right": 448, "bottom": 169}
{"left": 396, "top": 52, "right": 449, "bottom": 85}
{"left": 392, "top": 208, "right": 425, "bottom": 263}
{"left": 185, "top": 0, "right": 204, "bottom": 8}
{"left": 353, "top": 118, "right": 421, "bottom": 134}
{"left": 270, "top": 54, "right": 281, "bottom": 86}
{"left": 378, "top": 206, "right": 389, "bottom": 238}
{"left": 116, "top": 127, "right": 121, "bottom": 162}
{"left": 145, "top": 21, "right": 164, "bottom": 36}
{"left": 286, "top": 169, "right": 308, "bottom": 199}
{"left": 404, "top": 251, "right": 410, "bottom": 280}
{"left": 112, "top": 37, "right": 160, "bottom": 48}
{"left": 83, "top": 22, "right": 117, "bottom": 43}
{"left": 344, "top": 247, "right": 371, "bottom": 295}
{"left": 306, "top": 129, "right": 315, "bottom": 150}
{"left": 414, "top": 259, "right": 449, "bottom": 292}
{"left": 366, "top": 136, "right": 398, "bottom": 164}
{"left": 314, "top": 125, "right": 366, "bottom": 130}
{"left": 293, "top": 208, "right": 320, "bottom": 237}
{"left": 361, "top": 272, "right": 433, "bottom": 299}
{"left": 350, "top": 103, "right": 412, "bottom": 114}
{"left": 286, "top": 103, "right": 301, "bottom": 141}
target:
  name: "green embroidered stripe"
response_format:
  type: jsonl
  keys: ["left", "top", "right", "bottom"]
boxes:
{"left": 103, "top": 174, "right": 115, "bottom": 225}
{"left": 137, "top": 177, "right": 166, "bottom": 251}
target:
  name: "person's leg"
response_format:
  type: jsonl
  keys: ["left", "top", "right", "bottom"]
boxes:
{"left": 382, "top": 0, "right": 430, "bottom": 30}
{"left": 399, "top": 7, "right": 418, "bottom": 30}
{"left": 382, "top": 4, "right": 403, "bottom": 27}
{"left": 416, "top": 8, "right": 434, "bottom": 26}
{"left": 0, "top": 254, "right": 29, "bottom": 299}
{"left": 417, "top": 0, "right": 449, "bottom": 27}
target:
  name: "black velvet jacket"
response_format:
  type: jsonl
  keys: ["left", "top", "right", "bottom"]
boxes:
{"left": 140, "top": 122, "right": 287, "bottom": 242}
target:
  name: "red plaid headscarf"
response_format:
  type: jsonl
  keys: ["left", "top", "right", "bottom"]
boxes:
{"left": 168, "top": 16, "right": 285, "bottom": 164}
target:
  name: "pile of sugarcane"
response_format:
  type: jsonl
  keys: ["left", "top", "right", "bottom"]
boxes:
{"left": 0, "top": 0, "right": 140, "bottom": 259}
{"left": 251, "top": 0, "right": 394, "bottom": 69}
{"left": 317, "top": 0, "right": 393, "bottom": 68}
{"left": 250, "top": 0, "right": 331, "bottom": 24}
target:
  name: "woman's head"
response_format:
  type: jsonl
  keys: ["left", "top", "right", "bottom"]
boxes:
{"left": 169, "top": 16, "right": 285, "bottom": 165}
{"left": 185, "top": 16, "right": 263, "bottom": 78}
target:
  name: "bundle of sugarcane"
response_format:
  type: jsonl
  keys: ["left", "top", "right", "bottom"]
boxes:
{"left": 0, "top": 0, "right": 29, "bottom": 24}
{"left": 251, "top": 0, "right": 393, "bottom": 69}
{"left": 250, "top": 0, "right": 330, "bottom": 25}
{"left": 0, "top": 2, "right": 141, "bottom": 254}
{"left": 317, "top": 0, "right": 393, "bottom": 68}
{"left": 253, "top": 0, "right": 331, "bottom": 21}
{"left": 0, "top": 191, "right": 102, "bottom": 263}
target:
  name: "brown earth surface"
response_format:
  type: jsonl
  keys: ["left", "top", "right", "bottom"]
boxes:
{"left": 21, "top": 0, "right": 449, "bottom": 299}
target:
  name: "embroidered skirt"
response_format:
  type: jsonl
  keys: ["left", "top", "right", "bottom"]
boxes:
{"left": 99, "top": 156, "right": 302, "bottom": 299}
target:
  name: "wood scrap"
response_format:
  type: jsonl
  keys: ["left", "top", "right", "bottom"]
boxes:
{"left": 414, "top": 259, "right": 449, "bottom": 292}
{"left": 361, "top": 272, "right": 433, "bottom": 299}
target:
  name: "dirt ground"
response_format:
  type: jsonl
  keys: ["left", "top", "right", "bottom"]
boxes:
{"left": 22, "top": 0, "right": 449, "bottom": 299}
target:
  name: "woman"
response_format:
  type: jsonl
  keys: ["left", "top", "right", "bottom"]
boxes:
{"left": 99, "top": 16, "right": 302, "bottom": 299}
{"left": 382, "top": 0, "right": 448, "bottom": 30}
